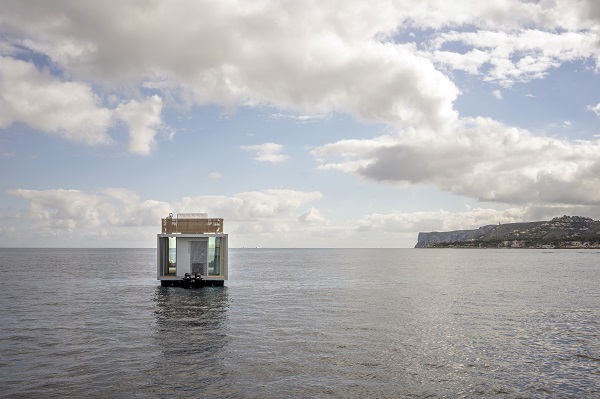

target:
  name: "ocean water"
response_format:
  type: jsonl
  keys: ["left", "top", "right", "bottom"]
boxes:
{"left": 0, "top": 248, "right": 599, "bottom": 398}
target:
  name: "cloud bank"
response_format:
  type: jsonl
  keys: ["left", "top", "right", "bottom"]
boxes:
{"left": 4, "top": 187, "right": 327, "bottom": 245}
{"left": 1, "top": 1, "right": 598, "bottom": 146}
{"left": 8, "top": 185, "right": 596, "bottom": 247}
{"left": 314, "top": 117, "right": 600, "bottom": 207}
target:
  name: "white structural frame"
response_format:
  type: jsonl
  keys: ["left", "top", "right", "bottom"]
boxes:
{"left": 157, "top": 233, "right": 228, "bottom": 284}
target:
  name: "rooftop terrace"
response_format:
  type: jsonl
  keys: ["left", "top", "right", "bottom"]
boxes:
{"left": 161, "top": 213, "right": 224, "bottom": 234}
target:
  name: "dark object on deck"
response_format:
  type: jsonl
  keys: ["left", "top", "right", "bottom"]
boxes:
{"left": 160, "top": 273, "right": 224, "bottom": 288}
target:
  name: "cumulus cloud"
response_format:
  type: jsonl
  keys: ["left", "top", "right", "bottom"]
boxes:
{"left": 1, "top": 0, "right": 598, "bottom": 147}
{"left": 0, "top": 0, "right": 461, "bottom": 132}
{"left": 588, "top": 103, "right": 600, "bottom": 117}
{"left": 8, "top": 188, "right": 170, "bottom": 230}
{"left": 114, "top": 95, "right": 164, "bottom": 155}
{"left": 298, "top": 207, "right": 328, "bottom": 225}
{"left": 6, "top": 186, "right": 600, "bottom": 247}
{"left": 0, "top": 56, "right": 112, "bottom": 145}
{"left": 178, "top": 189, "right": 324, "bottom": 236}
{"left": 6, "top": 187, "right": 324, "bottom": 239}
{"left": 241, "top": 143, "right": 289, "bottom": 163}
{"left": 178, "top": 189, "right": 322, "bottom": 221}
{"left": 0, "top": 56, "right": 169, "bottom": 154}
{"left": 313, "top": 117, "right": 600, "bottom": 206}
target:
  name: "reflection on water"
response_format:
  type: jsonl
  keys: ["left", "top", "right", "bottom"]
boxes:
{"left": 150, "top": 286, "right": 235, "bottom": 397}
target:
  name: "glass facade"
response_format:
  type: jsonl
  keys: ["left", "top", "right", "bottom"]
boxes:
{"left": 208, "top": 236, "right": 222, "bottom": 276}
{"left": 158, "top": 236, "right": 177, "bottom": 276}
{"left": 167, "top": 237, "right": 177, "bottom": 275}
{"left": 158, "top": 234, "right": 227, "bottom": 280}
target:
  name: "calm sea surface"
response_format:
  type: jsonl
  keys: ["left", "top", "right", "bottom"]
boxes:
{"left": 0, "top": 248, "right": 599, "bottom": 398}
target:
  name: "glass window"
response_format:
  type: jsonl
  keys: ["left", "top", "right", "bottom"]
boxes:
{"left": 208, "top": 237, "right": 221, "bottom": 276}
{"left": 168, "top": 237, "right": 177, "bottom": 275}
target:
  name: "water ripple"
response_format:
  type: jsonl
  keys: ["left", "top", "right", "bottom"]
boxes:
{"left": 0, "top": 248, "right": 599, "bottom": 398}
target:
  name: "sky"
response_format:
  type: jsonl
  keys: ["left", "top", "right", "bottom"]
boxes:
{"left": 1, "top": 0, "right": 600, "bottom": 248}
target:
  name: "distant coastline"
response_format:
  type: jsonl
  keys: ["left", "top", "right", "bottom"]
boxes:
{"left": 415, "top": 215, "right": 600, "bottom": 249}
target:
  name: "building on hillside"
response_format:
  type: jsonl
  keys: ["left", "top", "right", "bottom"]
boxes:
{"left": 157, "top": 213, "right": 228, "bottom": 287}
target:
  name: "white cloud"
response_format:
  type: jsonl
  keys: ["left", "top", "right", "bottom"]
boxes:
{"left": 174, "top": 189, "right": 322, "bottom": 239}
{"left": 1, "top": 0, "right": 597, "bottom": 144}
{"left": 0, "top": 56, "right": 112, "bottom": 145}
{"left": 114, "top": 95, "right": 164, "bottom": 155}
{"left": 5, "top": 187, "right": 324, "bottom": 243}
{"left": 313, "top": 117, "right": 600, "bottom": 206}
{"left": 270, "top": 113, "right": 330, "bottom": 123}
{"left": 298, "top": 207, "right": 328, "bottom": 225}
{"left": 492, "top": 90, "right": 503, "bottom": 100}
{"left": 0, "top": 56, "right": 170, "bottom": 155}
{"left": 355, "top": 204, "right": 600, "bottom": 242}
{"left": 587, "top": 103, "right": 600, "bottom": 117}
{"left": 431, "top": 49, "right": 491, "bottom": 75}
{"left": 178, "top": 189, "right": 325, "bottom": 237}
{"left": 178, "top": 189, "right": 322, "bottom": 221}
{"left": 241, "top": 143, "right": 289, "bottom": 163}
{"left": 429, "top": 29, "right": 599, "bottom": 86}
{"left": 7, "top": 188, "right": 170, "bottom": 230}
{"left": 208, "top": 172, "right": 222, "bottom": 180}
{"left": 0, "top": 1, "right": 461, "bottom": 132}
{"left": 357, "top": 207, "right": 528, "bottom": 233}
{"left": 395, "top": 1, "right": 596, "bottom": 31}
{"left": 5, "top": 186, "right": 600, "bottom": 248}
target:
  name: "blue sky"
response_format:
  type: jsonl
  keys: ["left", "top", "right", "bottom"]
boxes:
{"left": 1, "top": 0, "right": 600, "bottom": 248}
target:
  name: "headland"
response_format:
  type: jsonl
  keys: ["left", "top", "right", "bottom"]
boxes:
{"left": 415, "top": 215, "right": 600, "bottom": 248}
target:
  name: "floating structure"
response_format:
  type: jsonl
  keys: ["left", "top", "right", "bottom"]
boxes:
{"left": 157, "top": 213, "right": 228, "bottom": 287}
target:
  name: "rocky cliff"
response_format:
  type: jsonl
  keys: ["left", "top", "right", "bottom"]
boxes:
{"left": 415, "top": 215, "right": 600, "bottom": 248}
{"left": 415, "top": 225, "right": 497, "bottom": 248}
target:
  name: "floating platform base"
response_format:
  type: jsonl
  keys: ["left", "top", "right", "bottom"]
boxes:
{"left": 160, "top": 277, "right": 224, "bottom": 288}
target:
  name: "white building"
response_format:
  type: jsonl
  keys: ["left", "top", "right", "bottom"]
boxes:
{"left": 157, "top": 213, "right": 228, "bottom": 287}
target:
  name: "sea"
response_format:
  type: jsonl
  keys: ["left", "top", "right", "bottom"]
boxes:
{"left": 0, "top": 248, "right": 599, "bottom": 398}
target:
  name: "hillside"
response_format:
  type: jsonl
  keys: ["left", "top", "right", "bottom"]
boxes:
{"left": 415, "top": 215, "right": 600, "bottom": 248}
